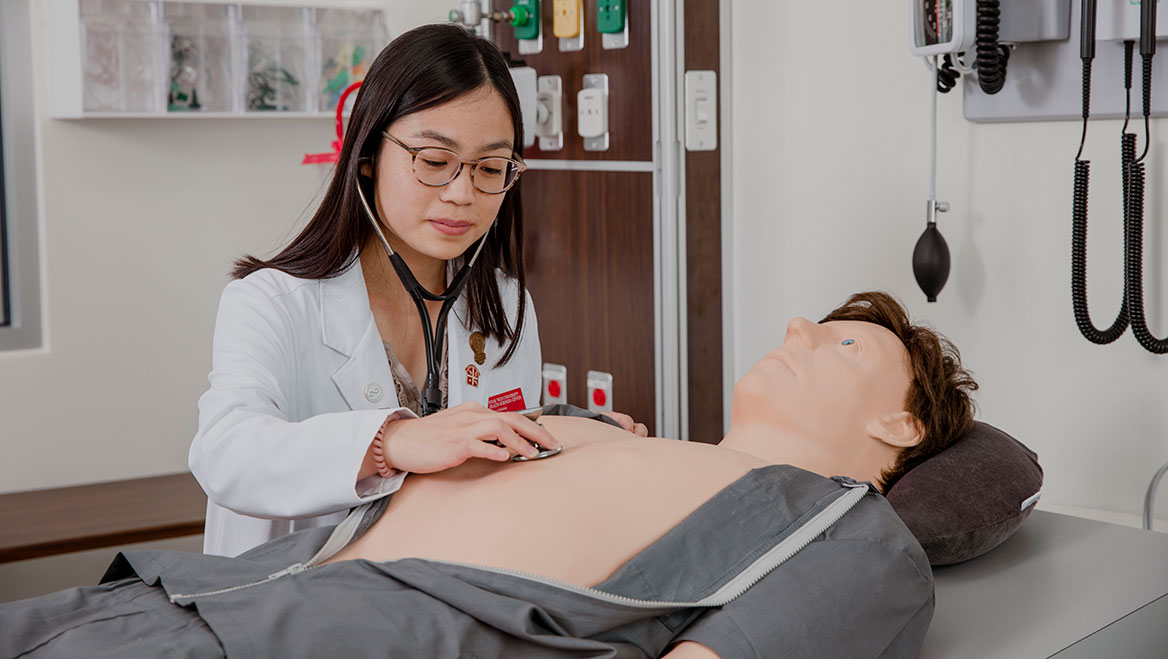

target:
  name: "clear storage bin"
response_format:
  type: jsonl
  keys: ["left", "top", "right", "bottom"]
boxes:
{"left": 242, "top": 5, "right": 317, "bottom": 112}
{"left": 163, "top": 2, "right": 244, "bottom": 113}
{"left": 316, "top": 8, "right": 386, "bottom": 112}
{"left": 80, "top": 0, "right": 169, "bottom": 113}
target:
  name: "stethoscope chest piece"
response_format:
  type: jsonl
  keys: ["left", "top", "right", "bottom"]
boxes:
{"left": 510, "top": 444, "right": 562, "bottom": 462}
{"left": 495, "top": 406, "right": 563, "bottom": 461}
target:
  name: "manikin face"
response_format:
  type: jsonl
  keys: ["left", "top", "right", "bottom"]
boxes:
{"left": 733, "top": 318, "right": 915, "bottom": 452}
{"left": 371, "top": 86, "right": 516, "bottom": 264}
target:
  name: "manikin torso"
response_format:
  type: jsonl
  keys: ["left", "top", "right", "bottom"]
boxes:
{"left": 325, "top": 416, "right": 769, "bottom": 587}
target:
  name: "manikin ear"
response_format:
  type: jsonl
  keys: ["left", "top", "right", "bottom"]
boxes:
{"left": 865, "top": 411, "right": 923, "bottom": 448}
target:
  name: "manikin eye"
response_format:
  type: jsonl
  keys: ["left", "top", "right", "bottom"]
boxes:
{"left": 841, "top": 339, "right": 855, "bottom": 346}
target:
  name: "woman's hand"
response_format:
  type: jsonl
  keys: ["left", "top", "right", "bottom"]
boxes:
{"left": 380, "top": 402, "right": 561, "bottom": 474}
{"left": 607, "top": 411, "right": 649, "bottom": 437}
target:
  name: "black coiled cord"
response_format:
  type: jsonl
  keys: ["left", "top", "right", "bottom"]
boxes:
{"left": 1121, "top": 159, "right": 1168, "bottom": 352}
{"left": 1072, "top": 159, "right": 1130, "bottom": 343}
{"left": 1125, "top": 51, "right": 1168, "bottom": 352}
{"left": 937, "top": 54, "right": 961, "bottom": 94}
{"left": 1071, "top": 54, "right": 1129, "bottom": 345}
{"left": 976, "top": 0, "right": 1010, "bottom": 94}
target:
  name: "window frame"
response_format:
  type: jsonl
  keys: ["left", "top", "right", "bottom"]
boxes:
{"left": 0, "top": 0, "right": 42, "bottom": 351}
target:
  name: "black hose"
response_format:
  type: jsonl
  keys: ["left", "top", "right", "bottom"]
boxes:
{"left": 976, "top": 0, "right": 1010, "bottom": 94}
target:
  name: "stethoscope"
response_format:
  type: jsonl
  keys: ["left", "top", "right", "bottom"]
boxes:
{"left": 354, "top": 163, "right": 562, "bottom": 461}
{"left": 355, "top": 172, "right": 487, "bottom": 418}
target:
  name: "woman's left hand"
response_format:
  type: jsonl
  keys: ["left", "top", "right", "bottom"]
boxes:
{"left": 607, "top": 411, "right": 648, "bottom": 437}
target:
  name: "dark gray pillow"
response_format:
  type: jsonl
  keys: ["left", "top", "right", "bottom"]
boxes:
{"left": 885, "top": 422, "right": 1043, "bottom": 566}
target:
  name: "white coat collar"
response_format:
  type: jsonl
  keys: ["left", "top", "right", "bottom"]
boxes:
{"left": 319, "top": 258, "right": 391, "bottom": 411}
{"left": 319, "top": 257, "right": 374, "bottom": 359}
{"left": 318, "top": 257, "right": 473, "bottom": 411}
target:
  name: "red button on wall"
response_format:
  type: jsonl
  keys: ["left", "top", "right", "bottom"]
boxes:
{"left": 548, "top": 380, "right": 562, "bottom": 398}
{"left": 592, "top": 388, "right": 606, "bottom": 407}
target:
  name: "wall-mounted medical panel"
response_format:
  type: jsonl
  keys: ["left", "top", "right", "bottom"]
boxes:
{"left": 47, "top": 0, "right": 387, "bottom": 118}
{"left": 494, "top": 0, "right": 651, "bottom": 161}
{"left": 961, "top": 0, "right": 1168, "bottom": 122}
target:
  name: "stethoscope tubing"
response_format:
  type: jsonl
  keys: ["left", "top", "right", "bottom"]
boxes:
{"left": 355, "top": 170, "right": 560, "bottom": 461}
{"left": 355, "top": 175, "right": 490, "bottom": 416}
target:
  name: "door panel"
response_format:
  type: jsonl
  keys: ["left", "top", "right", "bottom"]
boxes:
{"left": 684, "top": 0, "right": 724, "bottom": 442}
{"left": 522, "top": 169, "right": 656, "bottom": 432}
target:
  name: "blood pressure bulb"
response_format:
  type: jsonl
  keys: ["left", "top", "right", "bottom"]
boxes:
{"left": 913, "top": 221, "right": 951, "bottom": 303}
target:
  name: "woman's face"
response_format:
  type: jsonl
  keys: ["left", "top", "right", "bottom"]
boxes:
{"left": 372, "top": 86, "right": 516, "bottom": 264}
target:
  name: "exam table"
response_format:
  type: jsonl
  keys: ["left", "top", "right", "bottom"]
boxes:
{"left": 922, "top": 510, "right": 1168, "bottom": 658}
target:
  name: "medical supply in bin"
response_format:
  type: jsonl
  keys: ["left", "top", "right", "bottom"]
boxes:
{"left": 56, "top": 1, "right": 388, "bottom": 117}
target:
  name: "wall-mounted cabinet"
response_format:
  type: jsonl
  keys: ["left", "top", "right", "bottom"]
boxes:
{"left": 47, "top": 0, "right": 387, "bottom": 118}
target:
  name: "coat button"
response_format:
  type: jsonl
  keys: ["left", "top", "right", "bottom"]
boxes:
{"left": 364, "top": 383, "right": 383, "bottom": 403}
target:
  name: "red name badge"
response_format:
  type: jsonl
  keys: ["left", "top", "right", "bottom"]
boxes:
{"left": 488, "top": 388, "right": 526, "bottom": 412}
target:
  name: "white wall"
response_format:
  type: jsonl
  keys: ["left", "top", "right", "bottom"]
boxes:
{"left": 730, "top": 1, "right": 1168, "bottom": 525}
{"left": 0, "top": 0, "right": 451, "bottom": 496}
{"left": 5, "top": 0, "right": 1163, "bottom": 527}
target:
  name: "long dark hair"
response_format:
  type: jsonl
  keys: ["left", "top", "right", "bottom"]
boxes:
{"left": 234, "top": 24, "right": 528, "bottom": 365}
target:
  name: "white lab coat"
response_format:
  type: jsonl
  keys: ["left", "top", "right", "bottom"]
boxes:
{"left": 190, "top": 258, "right": 541, "bottom": 557}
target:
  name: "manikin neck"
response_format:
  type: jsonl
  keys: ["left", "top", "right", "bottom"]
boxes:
{"left": 718, "top": 420, "right": 898, "bottom": 489}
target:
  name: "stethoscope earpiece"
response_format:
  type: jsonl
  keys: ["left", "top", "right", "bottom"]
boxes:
{"left": 357, "top": 156, "right": 374, "bottom": 180}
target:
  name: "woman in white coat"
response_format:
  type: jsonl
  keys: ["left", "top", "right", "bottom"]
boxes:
{"left": 190, "top": 25, "right": 641, "bottom": 558}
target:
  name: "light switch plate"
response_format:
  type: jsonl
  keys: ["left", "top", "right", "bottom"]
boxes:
{"left": 536, "top": 75, "right": 564, "bottom": 151}
{"left": 509, "top": 66, "right": 537, "bottom": 149}
{"left": 684, "top": 70, "right": 717, "bottom": 151}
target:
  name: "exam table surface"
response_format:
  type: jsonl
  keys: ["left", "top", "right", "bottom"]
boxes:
{"left": 923, "top": 510, "right": 1168, "bottom": 658}
{"left": 0, "top": 472, "right": 206, "bottom": 563}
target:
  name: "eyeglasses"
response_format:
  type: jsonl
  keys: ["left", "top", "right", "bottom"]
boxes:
{"left": 383, "top": 132, "right": 526, "bottom": 195}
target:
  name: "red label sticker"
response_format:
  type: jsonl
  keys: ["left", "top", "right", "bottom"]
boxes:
{"left": 488, "top": 387, "right": 526, "bottom": 412}
{"left": 592, "top": 388, "right": 607, "bottom": 407}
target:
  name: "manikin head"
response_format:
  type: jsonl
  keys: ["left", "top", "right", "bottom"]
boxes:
{"left": 727, "top": 292, "right": 978, "bottom": 492}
